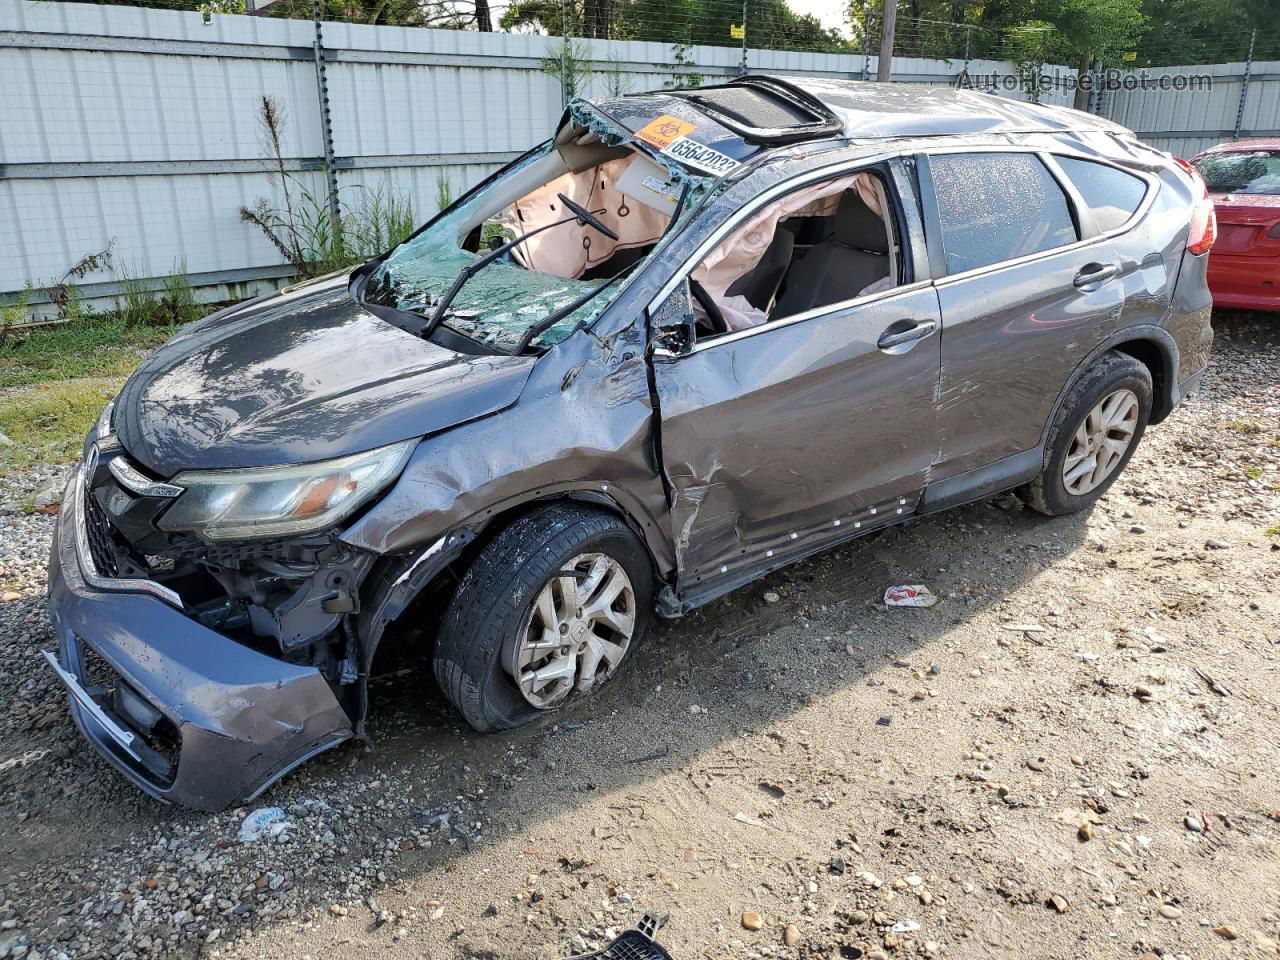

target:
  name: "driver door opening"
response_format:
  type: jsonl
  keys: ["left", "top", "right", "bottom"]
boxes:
{"left": 685, "top": 167, "right": 903, "bottom": 340}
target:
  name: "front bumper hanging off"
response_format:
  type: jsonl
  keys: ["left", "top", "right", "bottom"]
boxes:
{"left": 43, "top": 461, "right": 353, "bottom": 811}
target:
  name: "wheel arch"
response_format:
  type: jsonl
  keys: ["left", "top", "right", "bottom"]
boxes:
{"left": 347, "top": 485, "right": 672, "bottom": 734}
{"left": 1041, "top": 326, "right": 1180, "bottom": 460}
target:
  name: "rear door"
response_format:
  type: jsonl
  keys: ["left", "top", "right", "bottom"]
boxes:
{"left": 918, "top": 150, "right": 1127, "bottom": 481}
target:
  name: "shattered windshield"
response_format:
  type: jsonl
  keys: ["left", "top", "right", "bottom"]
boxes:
{"left": 363, "top": 118, "right": 715, "bottom": 353}
{"left": 1193, "top": 150, "right": 1280, "bottom": 196}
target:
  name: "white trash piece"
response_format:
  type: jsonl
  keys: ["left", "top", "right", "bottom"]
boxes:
{"left": 884, "top": 585, "right": 938, "bottom": 608}
{"left": 239, "top": 806, "right": 287, "bottom": 843}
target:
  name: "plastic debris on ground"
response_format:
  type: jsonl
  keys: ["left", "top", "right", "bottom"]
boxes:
{"left": 238, "top": 806, "right": 288, "bottom": 843}
{"left": 884, "top": 585, "right": 939, "bottom": 608}
{"left": 561, "top": 912, "right": 672, "bottom": 960}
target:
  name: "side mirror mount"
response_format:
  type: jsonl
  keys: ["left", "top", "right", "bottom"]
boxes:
{"left": 647, "top": 282, "right": 698, "bottom": 359}
{"left": 650, "top": 317, "right": 695, "bottom": 358}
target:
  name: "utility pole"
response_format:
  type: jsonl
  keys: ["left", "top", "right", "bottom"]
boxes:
{"left": 739, "top": 0, "right": 748, "bottom": 75}
{"left": 876, "top": 0, "right": 898, "bottom": 83}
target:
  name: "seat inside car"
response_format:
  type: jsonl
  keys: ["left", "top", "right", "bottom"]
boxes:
{"left": 771, "top": 190, "right": 889, "bottom": 318}
{"left": 723, "top": 224, "right": 795, "bottom": 311}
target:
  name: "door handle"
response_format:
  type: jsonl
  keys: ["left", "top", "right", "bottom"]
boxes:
{"left": 877, "top": 319, "right": 937, "bottom": 350}
{"left": 1073, "top": 262, "right": 1120, "bottom": 287}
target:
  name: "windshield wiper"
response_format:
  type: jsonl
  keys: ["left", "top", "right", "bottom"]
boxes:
{"left": 557, "top": 192, "right": 619, "bottom": 241}
{"left": 421, "top": 200, "right": 616, "bottom": 340}
{"left": 514, "top": 265, "right": 634, "bottom": 354}
{"left": 420, "top": 213, "right": 575, "bottom": 338}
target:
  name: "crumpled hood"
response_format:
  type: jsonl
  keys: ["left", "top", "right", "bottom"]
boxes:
{"left": 115, "top": 274, "right": 536, "bottom": 475}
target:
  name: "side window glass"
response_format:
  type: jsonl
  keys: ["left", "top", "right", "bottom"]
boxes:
{"left": 930, "top": 153, "right": 1078, "bottom": 274}
{"left": 686, "top": 169, "right": 903, "bottom": 341}
{"left": 1055, "top": 156, "right": 1147, "bottom": 232}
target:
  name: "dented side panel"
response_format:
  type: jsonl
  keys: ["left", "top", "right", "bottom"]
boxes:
{"left": 930, "top": 239, "right": 1125, "bottom": 480}
{"left": 650, "top": 282, "right": 943, "bottom": 589}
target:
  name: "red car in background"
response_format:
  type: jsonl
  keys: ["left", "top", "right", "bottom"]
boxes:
{"left": 1191, "top": 139, "right": 1280, "bottom": 311}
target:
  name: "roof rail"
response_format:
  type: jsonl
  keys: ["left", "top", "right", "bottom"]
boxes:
{"left": 667, "top": 74, "right": 844, "bottom": 145}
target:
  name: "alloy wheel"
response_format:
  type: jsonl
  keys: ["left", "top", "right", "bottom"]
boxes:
{"left": 1061, "top": 388, "right": 1140, "bottom": 496}
{"left": 508, "top": 552, "right": 636, "bottom": 709}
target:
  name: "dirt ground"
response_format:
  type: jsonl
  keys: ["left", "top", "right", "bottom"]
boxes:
{"left": 0, "top": 313, "right": 1277, "bottom": 960}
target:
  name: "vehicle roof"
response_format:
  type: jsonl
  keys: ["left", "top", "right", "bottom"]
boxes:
{"left": 770, "top": 77, "right": 1129, "bottom": 139}
{"left": 591, "top": 75, "right": 1131, "bottom": 145}
{"left": 1193, "top": 137, "right": 1280, "bottom": 156}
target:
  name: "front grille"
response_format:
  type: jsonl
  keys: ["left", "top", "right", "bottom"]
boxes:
{"left": 83, "top": 488, "right": 120, "bottom": 577}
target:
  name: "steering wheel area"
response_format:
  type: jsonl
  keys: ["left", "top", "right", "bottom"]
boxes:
{"left": 688, "top": 278, "right": 728, "bottom": 339}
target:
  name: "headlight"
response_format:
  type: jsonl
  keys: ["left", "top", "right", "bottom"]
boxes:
{"left": 83, "top": 399, "right": 116, "bottom": 460}
{"left": 158, "top": 440, "right": 415, "bottom": 541}
{"left": 95, "top": 400, "right": 115, "bottom": 438}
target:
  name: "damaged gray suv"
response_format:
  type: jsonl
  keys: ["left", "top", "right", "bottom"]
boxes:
{"left": 46, "top": 76, "right": 1215, "bottom": 810}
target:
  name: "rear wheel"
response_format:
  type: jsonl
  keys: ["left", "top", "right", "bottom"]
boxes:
{"left": 1020, "top": 351, "right": 1152, "bottom": 517}
{"left": 433, "top": 504, "right": 653, "bottom": 732}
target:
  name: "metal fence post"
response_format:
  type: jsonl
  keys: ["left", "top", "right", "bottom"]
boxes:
{"left": 311, "top": 1, "right": 341, "bottom": 238}
{"left": 738, "top": 0, "right": 748, "bottom": 75}
{"left": 1086, "top": 58, "right": 1101, "bottom": 115}
{"left": 1234, "top": 28, "right": 1257, "bottom": 141}
{"left": 861, "top": 12, "right": 872, "bottom": 81}
{"left": 559, "top": 0, "right": 569, "bottom": 106}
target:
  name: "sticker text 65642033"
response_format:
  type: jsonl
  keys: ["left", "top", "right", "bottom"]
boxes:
{"left": 662, "top": 137, "right": 741, "bottom": 176}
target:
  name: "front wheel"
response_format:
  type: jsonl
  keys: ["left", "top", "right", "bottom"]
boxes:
{"left": 433, "top": 504, "right": 654, "bottom": 732}
{"left": 1020, "top": 351, "right": 1152, "bottom": 517}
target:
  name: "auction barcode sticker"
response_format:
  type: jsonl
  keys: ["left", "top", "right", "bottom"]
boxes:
{"left": 661, "top": 136, "right": 741, "bottom": 176}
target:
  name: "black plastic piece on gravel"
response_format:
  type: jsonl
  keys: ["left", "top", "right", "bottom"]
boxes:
{"left": 566, "top": 914, "right": 672, "bottom": 960}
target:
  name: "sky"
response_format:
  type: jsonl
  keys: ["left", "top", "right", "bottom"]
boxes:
{"left": 786, "top": 0, "right": 851, "bottom": 38}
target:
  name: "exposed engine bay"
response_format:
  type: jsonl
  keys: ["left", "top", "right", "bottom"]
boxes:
{"left": 86, "top": 442, "right": 373, "bottom": 685}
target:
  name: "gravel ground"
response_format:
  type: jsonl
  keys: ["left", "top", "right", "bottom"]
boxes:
{"left": 0, "top": 312, "right": 1277, "bottom": 960}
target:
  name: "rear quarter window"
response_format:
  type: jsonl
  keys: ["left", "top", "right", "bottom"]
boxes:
{"left": 929, "top": 152, "right": 1078, "bottom": 274}
{"left": 1056, "top": 156, "right": 1147, "bottom": 231}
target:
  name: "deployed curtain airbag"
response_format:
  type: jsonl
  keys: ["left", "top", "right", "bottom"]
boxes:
{"left": 691, "top": 172, "right": 886, "bottom": 331}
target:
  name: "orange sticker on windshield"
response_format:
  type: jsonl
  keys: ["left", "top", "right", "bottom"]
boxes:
{"left": 635, "top": 115, "right": 696, "bottom": 149}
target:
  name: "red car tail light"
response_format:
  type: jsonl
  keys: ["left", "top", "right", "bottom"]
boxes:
{"left": 1174, "top": 156, "right": 1218, "bottom": 255}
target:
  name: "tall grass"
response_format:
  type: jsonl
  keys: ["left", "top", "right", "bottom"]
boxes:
{"left": 115, "top": 261, "right": 204, "bottom": 328}
{"left": 435, "top": 169, "right": 454, "bottom": 214}
{"left": 239, "top": 96, "right": 417, "bottom": 278}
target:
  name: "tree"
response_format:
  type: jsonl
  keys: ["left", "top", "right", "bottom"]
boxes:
{"left": 850, "top": 0, "right": 1275, "bottom": 72}
{"left": 252, "top": 0, "right": 494, "bottom": 28}
{"left": 1135, "top": 0, "right": 1280, "bottom": 65}
{"left": 504, "top": 0, "right": 849, "bottom": 51}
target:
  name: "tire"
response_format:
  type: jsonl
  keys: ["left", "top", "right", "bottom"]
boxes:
{"left": 1020, "top": 351, "right": 1153, "bottom": 517}
{"left": 433, "top": 504, "right": 654, "bottom": 733}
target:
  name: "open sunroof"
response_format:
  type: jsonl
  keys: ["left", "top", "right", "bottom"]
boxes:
{"left": 667, "top": 75, "right": 844, "bottom": 145}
